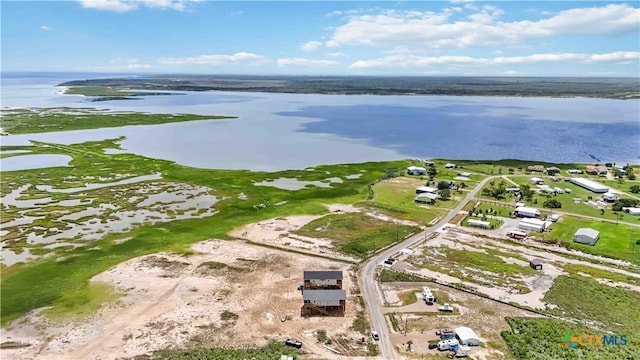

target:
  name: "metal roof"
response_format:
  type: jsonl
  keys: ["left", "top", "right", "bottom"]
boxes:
{"left": 575, "top": 228, "right": 600, "bottom": 239}
{"left": 415, "top": 192, "right": 437, "bottom": 200}
{"left": 303, "top": 271, "right": 343, "bottom": 280}
{"left": 529, "top": 259, "right": 544, "bottom": 266}
{"left": 303, "top": 289, "right": 346, "bottom": 301}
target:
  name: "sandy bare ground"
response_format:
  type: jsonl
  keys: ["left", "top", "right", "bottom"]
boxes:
{"left": 0, "top": 240, "right": 364, "bottom": 360}
{"left": 229, "top": 204, "right": 421, "bottom": 264}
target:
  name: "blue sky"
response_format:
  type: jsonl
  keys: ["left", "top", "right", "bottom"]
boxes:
{"left": 1, "top": 0, "right": 639, "bottom": 76}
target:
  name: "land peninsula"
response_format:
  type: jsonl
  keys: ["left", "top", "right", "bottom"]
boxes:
{"left": 59, "top": 75, "right": 640, "bottom": 99}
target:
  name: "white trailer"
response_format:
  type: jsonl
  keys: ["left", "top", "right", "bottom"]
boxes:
{"left": 515, "top": 206, "right": 540, "bottom": 218}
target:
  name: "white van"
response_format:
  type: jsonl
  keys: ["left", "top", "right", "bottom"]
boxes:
{"left": 438, "top": 338, "right": 459, "bottom": 351}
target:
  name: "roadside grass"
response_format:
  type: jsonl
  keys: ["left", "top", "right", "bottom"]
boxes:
{"left": 437, "top": 247, "right": 536, "bottom": 277}
{"left": 150, "top": 342, "right": 300, "bottom": 360}
{"left": 377, "top": 269, "right": 433, "bottom": 283}
{"left": 543, "top": 274, "right": 640, "bottom": 334}
{"left": 0, "top": 108, "right": 235, "bottom": 134}
{"left": 365, "top": 178, "right": 446, "bottom": 224}
{"left": 562, "top": 263, "right": 640, "bottom": 286}
{"left": 502, "top": 318, "right": 637, "bottom": 360}
{"left": 41, "top": 282, "right": 121, "bottom": 323}
{"left": 546, "top": 217, "right": 640, "bottom": 265}
{"left": 293, "top": 213, "right": 420, "bottom": 258}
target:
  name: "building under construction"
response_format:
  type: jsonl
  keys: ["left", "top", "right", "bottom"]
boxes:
{"left": 301, "top": 271, "right": 345, "bottom": 316}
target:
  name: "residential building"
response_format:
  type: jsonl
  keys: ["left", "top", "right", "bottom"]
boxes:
{"left": 416, "top": 186, "right": 437, "bottom": 194}
{"left": 414, "top": 192, "right": 437, "bottom": 204}
{"left": 301, "top": 290, "right": 346, "bottom": 316}
{"left": 545, "top": 167, "right": 561, "bottom": 175}
{"left": 528, "top": 165, "right": 544, "bottom": 172}
{"left": 303, "top": 271, "right": 343, "bottom": 290}
{"left": 407, "top": 166, "right": 427, "bottom": 176}
{"left": 585, "top": 166, "right": 598, "bottom": 175}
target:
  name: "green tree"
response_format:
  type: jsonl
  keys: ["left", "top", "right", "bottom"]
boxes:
{"left": 543, "top": 199, "right": 562, "bottom": 209}
{"left": 437, "top": 180, "right": 451, "bottom": 190}
{"left": 630, "top": 185, "right": 640, "bottom": 194}
{"left": 440, "top": 188, "right": 451, "bottom": 200}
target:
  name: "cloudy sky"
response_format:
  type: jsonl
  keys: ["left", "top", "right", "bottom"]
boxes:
{"left": 2, "top": 0, "right": 639, "bottom": 76}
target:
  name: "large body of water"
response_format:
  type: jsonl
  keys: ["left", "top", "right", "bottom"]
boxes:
{"left": 2, "top": 72, "right": 639, "bottom": 171}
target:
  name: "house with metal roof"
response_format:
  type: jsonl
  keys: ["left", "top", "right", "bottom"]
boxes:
{"left": 303, "top": 271, "right": 343, "bottom": 290}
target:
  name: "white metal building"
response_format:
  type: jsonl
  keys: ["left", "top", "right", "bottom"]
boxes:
{"left": 623, "top": 207, "right": 640, "bottom": 216}
{"left": 530, "top": 177, "right": 544, "bottom": 185}
{"left": 416, "top": 186, "right": 437, "bottom": 194}
{"left": 414, "top": 192, "right": 437, "bottom": 204}
{"left": 445, "top": 163, "right": 457, "bottom": 168}
{"left": 573, "top": 228, "right": 600, "bottom": 246}
{"left": 515, "top": 206, "right": 540, "bottom": 218}
{"left": 468, "top": 219, "right": 490, "bottom": 229}
{"left": 568, "top": 178, "right": 609, "bottom": 193}
{"left": 407, "top": 166, "right": 427, "bottom": 175}
{"left": 518, "top": 218, "right": 546, "bottom": 232}
{"left": 602, "top": 192, "right": 619, "bottom": 202}
{"left": 454, "top": 327, "right": 480, "bottom": 346}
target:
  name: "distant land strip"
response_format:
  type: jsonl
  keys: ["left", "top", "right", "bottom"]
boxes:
{"left": 59, "top": 75, "right": 640, "bottom": 99}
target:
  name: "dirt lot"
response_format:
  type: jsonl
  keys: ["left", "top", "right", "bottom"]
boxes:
{"left": 0, "top": 240, "right": 366, "bottom": 360}
{"left": 380, "top": 282, "right": 540, "bottom": 360}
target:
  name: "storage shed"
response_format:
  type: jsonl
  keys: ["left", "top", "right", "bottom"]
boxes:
{"left": 416, "top": 186, "right": 437, "bottom": 194}
{"left": 514, "top": 206, "right": 540, "bottom": 218}
{"left": 518, "top": 218, "right": 546, "bottom": 232}
{"left": 467, "top": 219, "right": 490, "bottom": 229}
{"left": 529, "top": 259, "right": 544, "bottom": 270}
{"left": 454, "top": 327, "right": 480, "bottom": 346}
{"left": 573, "top": 228, "right": 600, "bottom": 246}
{"left": 569, "top": 178, "right": 608, "bottom": 193}
{"left": 414, "top": 192, "right": 437, "bottom": 204}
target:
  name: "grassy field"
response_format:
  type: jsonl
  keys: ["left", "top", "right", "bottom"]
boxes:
{"left": 293, "top": 212, "right": 420, "bottom": 258}
{"left": 364, "top": 177, "right": 455, "bottom": 225}
{"left": 473, "top": 202, "right": 514, "bottom": 217}
{"left": 546, "top": 217, "right": 640, "bottom": 265}
{"left": 150, "top": 342, "right": 301, "bottom": 359}
{"left": 1, "top": 133, "right": 414, "bottom": 325}
{"left": 0, "top": 107, "right": 234, "bottom": 134}
{"left": 502, "top": 318, "right": 637, "bottom": 360}
{"left": 562, "top": 263, "right": 640, "bottom": 286}
{"left": 418, "top": 246, "right": 535, "bottom": 290}
{"left": 397, "top": 289, "right": 421, "bottom": 306}
{"left": 502, "top": 274, "right": 640, "bottom": 359}
{"left": 377, "top": 269, "right": 433, "bottom": 282}
{"left": 544, "top": 274, "right": 640, "bottom": 334}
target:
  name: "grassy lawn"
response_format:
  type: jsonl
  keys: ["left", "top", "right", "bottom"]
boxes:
{"left": 546, "top": 217, "right": 640, "bottom": 265}
{"left": 397, "top": 289, "right": 420, "bottom": 306}
{"left": 473, "top": 202, "right": 514, "bottom": 217}
{"left": 293, "top": 212, "right": 420, "bottom": 258}
{"left": 364, "top": 177, "right": 447, "bottom": 225}
{"left": 0, "top": 107, "right": 235, "bottom": 134}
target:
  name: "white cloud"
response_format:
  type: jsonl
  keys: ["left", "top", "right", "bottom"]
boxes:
{"left": 327, "top": 52, "right": 347, "bottom": 58}
{"left": 77, "top": 0, "right": 138, "bottom": 12}
{"left": 159, "top": 52, "right": 268, "bottom": 65}
{"left": 277, "top": 58, "right": 338, "bottom": 67}
{"left": 328, "top": 4, "right": 639, "bottom": 50}
{"left": 300, "top": 41, "right": 323, "bottom": 52}
{"left": 109, "top": 58, "right": 139, "bottom": 64}
{"left": 40, "top": 25, "right": 51, "bottom": 31}
{"left": 349, "top": 51, "right": 640, "bottom": 69}
{"left": 76, "top": 0, "right": 200, "bottom": 12}
{"left": 87, "top": 63, "right": 152, "bottom": 71}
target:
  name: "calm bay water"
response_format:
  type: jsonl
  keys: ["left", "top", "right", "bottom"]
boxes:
{"left": 1, "top": 72, "right": 639, "bottom": 171}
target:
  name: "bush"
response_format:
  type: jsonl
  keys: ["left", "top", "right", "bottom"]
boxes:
{"left": 543, "top": 199, "right": 562, "bottom": 209}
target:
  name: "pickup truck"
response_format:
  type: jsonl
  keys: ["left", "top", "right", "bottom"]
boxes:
{"left": 438, "top": 303, "right": 454, "bottom": 312}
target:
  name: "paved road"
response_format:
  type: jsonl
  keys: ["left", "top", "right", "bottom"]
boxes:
{"left": 358, "top": 176, "right": 496, "bottom": 359}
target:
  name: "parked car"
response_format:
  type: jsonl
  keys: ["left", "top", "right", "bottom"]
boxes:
{"left": 371, "top": 331, "right": 380, "bottom": 341}
{"left": 428, "top": 343, "right": 438, "bottom": 350}
{"left": 438, "top": 303, "right": 454, "bottom": 312}
{"left": 284, "top": 339, "right": 302, "bottom": 349}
